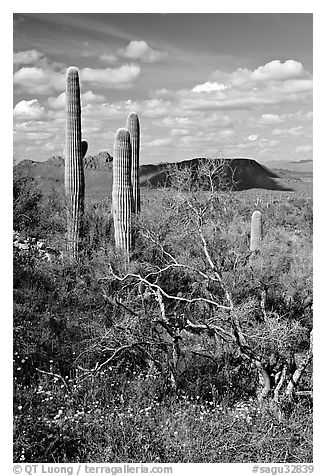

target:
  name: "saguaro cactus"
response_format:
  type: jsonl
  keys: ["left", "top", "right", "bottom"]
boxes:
{"left": 250, "top": 210, "right": 262, "bottom": 252}
{"left": 126, "top": 112, "right": 140, "bottom": 214}
{"left": 112, "top": 128, "right": 133, "bottom": 257}
{"left": 65, "top": 66, "right": 87, "bottom": 259}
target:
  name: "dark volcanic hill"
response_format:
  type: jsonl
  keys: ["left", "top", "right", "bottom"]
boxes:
{"left": 139, "top": 157, "right": 286, "bottom": 191}
{"left": 14, "top": 154, "right": 294, "bottom": 199}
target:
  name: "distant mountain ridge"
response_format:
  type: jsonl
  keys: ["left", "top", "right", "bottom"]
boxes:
{"left": 15, "top": 153, "right": 312, "bottom": 195}
{"left": 18, "top": 151, "right": 113, "bottom": 170}
{"left": 290, "top": 159, "right": 312, "bottom": 164}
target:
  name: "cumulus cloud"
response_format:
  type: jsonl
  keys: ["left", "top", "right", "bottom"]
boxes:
{"left": 48, "top": 92, "right": 66, "bottom": 110}
{"left": 210, "top": 59, "right": 311, "bottom": 94}
{"left": 272, "top": 126, "right": 305, "bottom": 137}
{"left": 141, "top": 99, "right": 172, "bottom": 118}
{"left": 80, "top": 64, "right": 140, "bottom": 88}
{"left": 82, "top": 91, "right": 106, "bottom": 103}
{"left": 146, "top": 138, "right": 173, "bottom": 147}
{"left": 192, "top": 82, "right": 229, "bottom": 93}
{"left": 296, "top": 144, "right": 313, "bottom": 153}
{"left": 154, "top": 113, "right": 233, "bottom": 131}
{"left": 13, "top": 67, "right": 65, "bottom": 94}
{"left": 14, "top": 121, "right": 50, "bottom": 133}
{"left": 257, "top": 114, "right": 284, "bottom": 125}
{"left": 156, "top": 116, "right": 191, "bottom": 127}
{"left": 13, "top": 99, "right": 46, "bottom": 120}
{"left": 120, "top": 41, "right": 167, "bottom": 63}
{"left": 284, "top": 110, "right": 313, "bottom": 122}
{"left": 252, "top": 60, "right": 305, "bottom": 81}
{"left": 218, "top": 129, "right": 235, "bottom": 139}
{"left": 170, "top": 128, "right": 190, "bottom": 136}
{"left": 179, "top": 94, "right": 279, "bottom": 112}
{"left": 267, "top": 139, "right": 281, "bottom": 148}
{"left": 13, "top": 49, "right": 44, "bottom": 65}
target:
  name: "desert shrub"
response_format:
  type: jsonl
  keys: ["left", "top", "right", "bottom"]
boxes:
{"left": 13, "top": 171, "right": 66, "bottom": 248}
{"left": 13, "top": 162, "right": 313, "bottom": 463}
{"left": 13, "top": 171, "right": 43, "bottom": 235}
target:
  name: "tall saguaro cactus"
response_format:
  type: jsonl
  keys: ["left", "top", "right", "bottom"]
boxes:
{"left": 112, "top": 128, "right": 133, "bottom": 258}
{"left": 250, "top": 210, "right": 262, "bottom": 252}
{"left": 126, "top": 112, "right": 140, "bottom": 214}
{"left": 65, "top": 66, "right": 87, "bottom": 259}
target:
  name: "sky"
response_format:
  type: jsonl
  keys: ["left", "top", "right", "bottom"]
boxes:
{"left": 13, "top": 13, "right": 313, "bottom": 165}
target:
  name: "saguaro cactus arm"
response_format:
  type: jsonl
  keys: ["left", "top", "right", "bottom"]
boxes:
{"left": 65, "top": 66, "right": 85, "bottom": 259}
{"left": 126, "top": 112, "right": 140, "bottom": 214}
{"left": 82, "top": 140, "right": 88, "bottom": 159}
{"left": 112, "top": 128, "right": 133, "bottom": 258}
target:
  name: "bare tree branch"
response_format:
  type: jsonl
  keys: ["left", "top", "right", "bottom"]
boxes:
{"left": 104, "top": 265, "right": 232, "bottom": 311}
{"left": 286, "top": 330, "right": 313, "bottom": 398}
{"left": 36, "top": 368, "right": 69, "bottom": 391}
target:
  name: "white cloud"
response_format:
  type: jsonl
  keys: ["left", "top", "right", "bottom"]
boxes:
{"left": 281, "top": 79, "right": 313, "bottom": 94}
{"left": 146, "top": 138, "right": 173, "bottom": 147}
{"left": 192, "top": 82, "right": 229, "bottom": 93}
{"left": 80, "top": 64, "right": 140, "bottom": 88}
{"left": 82, "top": 91, "right": 106, "bottom": 104}
{"left": 48, "top": 92, "right": 66, "bottom": 110}
{"left": 150, "top": 88, "right": 171, "bottom": 98}
{"left": 252, "top": 60, "right": 305, "bottom": 81}
{"left": 248, "top": 134, "right": 259, "bottom": 141}
{"left": 296, "top": 144, "right": 313, "bottom": 153}
{"left": 283, "top": 110, "right": 313, "bottom": 122}
{"left": 120, "top": 40, "right": 167, "bottom": 63}
{"left": 257, "top": 114, "right": 284, "bottom": 125}
{"left": 141, "top": 99, "right": 171, "bottom": 118}
{"left": 14, "top": 121, "right": 48, "bottom": 132}
{"left": 170, "top": 128, "right": 190, "bottom": 136}
{"left": 209, "top": 60, "right": 312, "bottom": 100}
{"left": 218, "top": 129, "right": 235, "bottom": 139}
{"left": 13, "top": 99, "right": 46, "bottom": 120}
{"left": 13, "top": 49, "right": 44, "bottom": 65}
{"left": 155, "top": 113, "right": 232, "bottom": 129}
{"left": 267, "top": 139, "right": 280, "bottom": 148}
{"left": 25, "top": 132, "right": 53, "bottom": 140}
{"left": 272, "top": 126, "right": 305, "bottom": 137}
{"left": 13, "top": 67, "right": 65, "bottom": 94}
{"left": 156, "top": 116, "right": 191, "bottom": 127}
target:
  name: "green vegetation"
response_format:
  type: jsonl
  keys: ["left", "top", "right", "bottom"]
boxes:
{"left": 13, "top": 161, "right": 312, "bottom": 463}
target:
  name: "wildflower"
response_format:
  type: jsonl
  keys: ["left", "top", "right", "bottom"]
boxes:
{"left": 17, "top": 406, "right": 22, "bottom": 411}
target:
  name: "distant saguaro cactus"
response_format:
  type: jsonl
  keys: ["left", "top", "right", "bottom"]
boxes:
{"left": 65, "top": 66, "right": 87, "bottom": 259}
{"left": 126, "top": 112, "right": 140, "bottom": 214}
{"left": 250, "top": 210, "right": 262, "bottom": 252}
{"left": 112, "top": 128, "right": 133, "bottom": 258}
